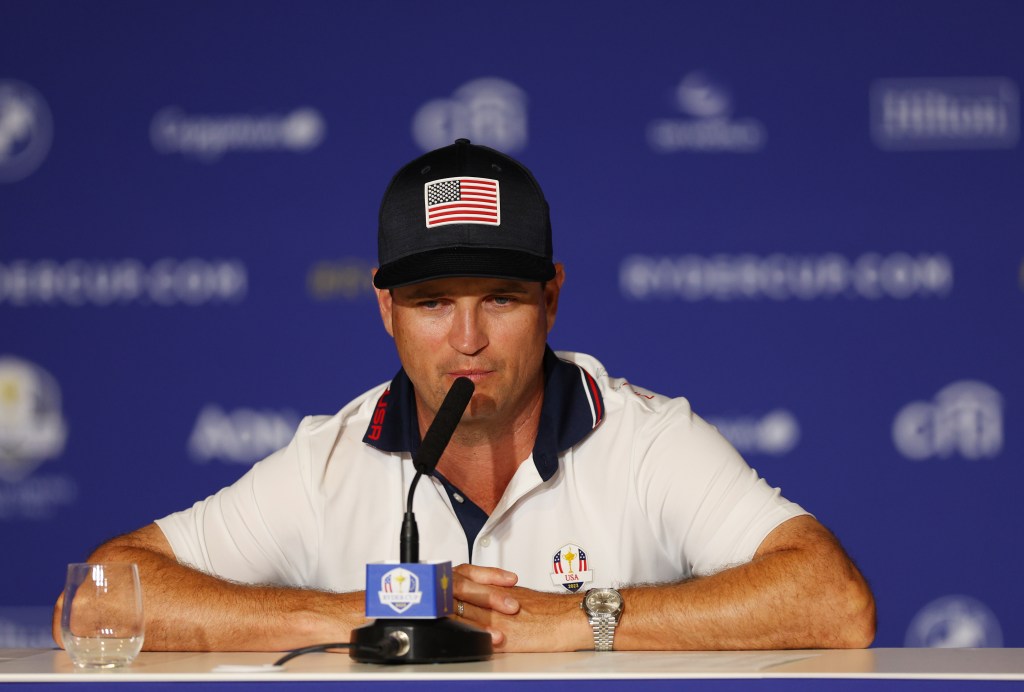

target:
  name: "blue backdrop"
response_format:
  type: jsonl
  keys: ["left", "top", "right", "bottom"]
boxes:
{"left": 2, "top": 0, "right": 1022, "bottom": 650}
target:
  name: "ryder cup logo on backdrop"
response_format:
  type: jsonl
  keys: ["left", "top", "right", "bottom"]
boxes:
{"left": 0, "top": 80, "right": 53, "bottom": 183}
{"left": 905, "top": 595, "right": 1003, "bottom": 648}
{"left": 648, "top": 71, "right": 766, "bottom": 153}
{"left": 871, "top": 78, "right": 1019, "bottom": 150}
{"left": 151, "top": 107, "right": 326, "bottom": 161}
{"left": 0, "top": 357, "right": 67, "bottom": 483}
{"left": 892, "top": 381, "right": 1003, "bottom": 461}
{"left": 412, "top": 77, "right": 528, "bottom": 153}
{"left": 378, "top": 567, "right": 423, "bottom": 614}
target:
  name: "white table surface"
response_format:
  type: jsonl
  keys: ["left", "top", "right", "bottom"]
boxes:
{"left": 1, "top": 648, "right": 1023, "bottom": 682}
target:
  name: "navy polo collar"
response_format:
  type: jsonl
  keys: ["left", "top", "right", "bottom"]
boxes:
{"left": 362, "top": 346, "right": 604, "bottom": 481}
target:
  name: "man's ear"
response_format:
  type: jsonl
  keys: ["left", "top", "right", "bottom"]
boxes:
{"left": 372, "top": 269, "right": 395, "bottom": 338}
{"left": 544, "top": 263, "right": 565, "bottom": 334}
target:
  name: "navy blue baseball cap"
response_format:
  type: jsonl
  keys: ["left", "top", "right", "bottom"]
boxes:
{"left": 373, "top": 139, "right": 555, "bottom": 289}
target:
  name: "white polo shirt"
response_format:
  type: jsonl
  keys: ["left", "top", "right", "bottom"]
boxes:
{"left": 156, "top": 348, "right": 806, "bottom": 595}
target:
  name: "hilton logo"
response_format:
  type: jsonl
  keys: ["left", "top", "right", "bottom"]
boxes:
{"left": 871, "top": 77, "right": 1019, "bottom": 150}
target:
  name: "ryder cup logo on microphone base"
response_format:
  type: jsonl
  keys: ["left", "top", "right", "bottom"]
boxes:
{"left": 366, "top": 562, "right": 453, "bottom": 618}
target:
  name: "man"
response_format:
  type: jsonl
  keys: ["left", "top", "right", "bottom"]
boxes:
{"left": 55, "top": 139, "right": 875, "bottom": 652}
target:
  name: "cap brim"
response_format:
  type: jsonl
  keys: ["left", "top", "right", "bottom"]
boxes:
{"left": 373, "top": 247, "right": 556, "bottom": 289}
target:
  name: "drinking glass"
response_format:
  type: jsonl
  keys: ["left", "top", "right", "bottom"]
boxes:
{"left": 60, "top": 562, "right": 145, "bottom": 668}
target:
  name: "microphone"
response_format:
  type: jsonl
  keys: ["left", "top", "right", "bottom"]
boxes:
{"left": 414, "top": 376, "right": 475, "bottom": 474}
{"left": 402, "top": 376, "right": 475, "bottom": 563}
{"left": 351, "top": 377, "right": 493, "bottom": 664}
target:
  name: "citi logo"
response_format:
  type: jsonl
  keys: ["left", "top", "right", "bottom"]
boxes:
{"left": 412, "top": 77, "right": 528, "bottom": 153}
{"left": 892, "top": 381, "right": 1003, "bottom": 461}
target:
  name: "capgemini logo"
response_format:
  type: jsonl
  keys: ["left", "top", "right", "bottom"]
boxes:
{"left": 892, "top": 381, "right": 1003, "bottom": 461}
{"left": 412, "top": 77, "right": 528, "bottom": 153}
{"left": 150, "top": 107, "right": 326, "bottom": 161}
{"left": 0, "top": 80, "right": 53, "bottom": 183}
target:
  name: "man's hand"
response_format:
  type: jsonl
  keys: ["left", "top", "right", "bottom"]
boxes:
{"left": 452, "top": 564, "right": 590, "bottom": 651}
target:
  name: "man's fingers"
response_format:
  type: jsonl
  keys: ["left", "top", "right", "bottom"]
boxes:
{"left": 454, "top": 599, "right": 506, "bottom": 646}
{"left": 454, "top": 563, "right": 518, "bottom": 586}
{"left": 453, "top": 564, "right": 520, "bottom": 614}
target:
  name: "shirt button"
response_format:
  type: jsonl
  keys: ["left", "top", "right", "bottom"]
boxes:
{"left": 453, "top": 493, "right": 464, "bottom": 504}
{"left": 480, "top": 536, "right": 491, "bottom": 548}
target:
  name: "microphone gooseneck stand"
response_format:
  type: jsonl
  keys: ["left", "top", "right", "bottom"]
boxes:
{"left": 350, "top": 377, "right": 493, "bottom": 664}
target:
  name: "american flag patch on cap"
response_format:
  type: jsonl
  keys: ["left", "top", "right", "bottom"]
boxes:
{"left": 424, "top": 177, "right": 500, "bottom": 228}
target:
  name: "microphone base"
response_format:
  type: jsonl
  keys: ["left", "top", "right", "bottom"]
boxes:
{"left": 350, "top": 617, "right": 493, "bottom": 664}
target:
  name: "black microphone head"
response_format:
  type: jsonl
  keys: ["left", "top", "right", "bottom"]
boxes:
{"left": 413, "top": 377, "right": 475, "bottom": 474}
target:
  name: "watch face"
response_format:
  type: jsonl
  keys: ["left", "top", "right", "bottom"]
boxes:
{"left": 585, "top": 589, "right": 623, "bottom": 615}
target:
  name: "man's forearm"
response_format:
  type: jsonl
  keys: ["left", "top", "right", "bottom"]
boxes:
{"left": 455, "top": 515, "right": 875, "bottom": 652}
{"left": 616, "top": 531, "right": 875, "bottom": 650}
{"left": 52, "top": 527, "right": 367, "bottom": 652}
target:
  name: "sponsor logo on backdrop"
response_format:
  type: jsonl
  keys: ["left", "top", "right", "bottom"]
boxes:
{"left": 0, "top": 80, "right": 53, "bottom": 183}
{"left": 893, "top": 381, "right": 1002, "bottom": 461}
{"left": 151, "top": 107, "right": 326, "bottom": 161}
{"left": 906, "top": 595, "right": 1003, "bottom": 647}
{"left": 188, "top": 405, "right": 300, "bottom": 464}
{"left": 306, "top": 258, "right": 376, "bottom": 301}
{"left": 412, "top": 78, "right": 528, "bottom": 153}
{"left": 707, "top": 410, "right": 800, "bottom": 456}
{"left": 0, "top": 357, "right": 77, "bottom": 519}
{"left": 0, "top": 258, "right": 247, "bottom": 307}
{"left": 648, "top": 71, "right": 766, "bottom": 153}
{"left": 620, "top": 252, "right": 953, "bottom": 301}
{"left": 0, "top": 357, "right": 67, "bottom": 482}
{"left": 871, "top": 77, "right": 1019, "bottom": 150}
{"left": 0, "top": 607, "right": 56, "bottom": 647}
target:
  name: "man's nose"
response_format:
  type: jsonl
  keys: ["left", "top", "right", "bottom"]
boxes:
{"left": 449, "top": 304, "right": 488, "bottom": 355}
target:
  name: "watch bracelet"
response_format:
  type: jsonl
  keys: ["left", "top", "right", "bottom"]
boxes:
{"left": 591, "top": 616, "right": 617, "bottom": 651}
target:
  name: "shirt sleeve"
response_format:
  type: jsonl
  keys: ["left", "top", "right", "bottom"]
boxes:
{"left": 154, "top": 416, "right": 321, "bottom": 586}
{"left": 633, "top": 398, "right": 808, "bottom": 576}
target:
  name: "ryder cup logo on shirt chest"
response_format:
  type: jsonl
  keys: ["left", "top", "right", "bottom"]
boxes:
{"left": 424, "top": 177, "right": 500, "bottom": 227}
{"left": 550, "top": 543, "right": 594, "bottom": 592}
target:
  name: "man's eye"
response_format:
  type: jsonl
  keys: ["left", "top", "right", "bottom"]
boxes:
{"left": 492, "top": 296, "right": 513, "bottom": 306}
{"left": 420, "top": 300, "right": 441, "bottom": 310}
